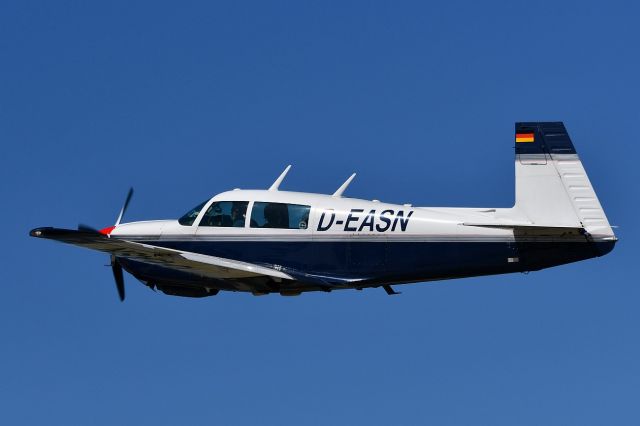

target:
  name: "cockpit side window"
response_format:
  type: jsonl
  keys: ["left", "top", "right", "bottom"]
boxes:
{"left": 200, "top": 201, "right": 249, "bottom": 227}
{"left": 178, "top": 200, "right": 208, "bottom": 226}
{"left": 250, "top": 202, "right": 310, "bottom": 229}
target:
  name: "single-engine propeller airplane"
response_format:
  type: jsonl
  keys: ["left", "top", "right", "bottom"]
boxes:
{"left": 30, "top": 122, "right": 616, "bottom": 301}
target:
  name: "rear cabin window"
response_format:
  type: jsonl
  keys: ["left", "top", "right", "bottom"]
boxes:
{"left": 250, "top": 202, "right": 310, "bottom": 229}
{"left": 178, "top": 200, "right": 208, "bottom": 226}
{"left": 200, "top": 201, "right": 249, "bottom": 227}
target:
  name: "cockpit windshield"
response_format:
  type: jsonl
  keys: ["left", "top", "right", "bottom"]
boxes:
{"left": 178, "top": 200, "right": 208, "bottom": 226}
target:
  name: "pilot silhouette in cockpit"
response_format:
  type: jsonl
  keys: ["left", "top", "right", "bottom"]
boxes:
{"left": 231, "top": 203, "right": 246, "bottom": 227}
{"left": 263, "top": 203, "right": 288, "bottom": 228}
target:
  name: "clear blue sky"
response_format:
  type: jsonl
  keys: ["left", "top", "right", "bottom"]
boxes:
{"left": 2, "top": 1, "right": 638, "bottom": 425}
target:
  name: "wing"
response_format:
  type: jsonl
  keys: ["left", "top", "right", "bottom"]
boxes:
{"left": 30, "top": 227, "right": 293, "bottom": 281}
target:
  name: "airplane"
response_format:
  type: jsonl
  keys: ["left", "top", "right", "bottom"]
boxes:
{"left": 30, "top": 122, "right": 616, "bottom": 301}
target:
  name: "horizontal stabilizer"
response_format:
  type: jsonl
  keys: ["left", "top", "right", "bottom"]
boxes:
{"left": 462, "top": 223, "right": 589, "bottom": 238}
{"left": 463, "top": 222, "right": 583, "bottom": 231}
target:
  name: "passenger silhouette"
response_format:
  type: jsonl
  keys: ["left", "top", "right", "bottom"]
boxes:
{"left": 263, "top": 203, "right": 288, "bottom": 228}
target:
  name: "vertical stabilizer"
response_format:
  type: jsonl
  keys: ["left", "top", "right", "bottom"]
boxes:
{"left": 514, "top": 122, "right": 615, "bottom": 240}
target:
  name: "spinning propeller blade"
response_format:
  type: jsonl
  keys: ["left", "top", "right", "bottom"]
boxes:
{"left": 78, "top": 188, "right": 135, "bottom": 301}
{"left": 109, "top": 188, "right": 134, "bottom": 301}
{"left": 111, "top": 255, "right": 125, "bottom": 302}
{"left": 115, "top": 187, "right": 134, "bottom": 226}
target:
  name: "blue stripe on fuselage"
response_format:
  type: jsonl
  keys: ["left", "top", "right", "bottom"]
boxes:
{"left": 118, "top": 239, "right": 613, "bottom": 287}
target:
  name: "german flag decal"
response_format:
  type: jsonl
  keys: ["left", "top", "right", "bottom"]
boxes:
{"left": 515, "top": 132, "right": 535, "bottom": 143}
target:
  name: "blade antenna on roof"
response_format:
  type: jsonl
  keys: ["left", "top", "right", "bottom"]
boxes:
{"left": 269, "top": 165, "right": 291, "bottom": 191}
{"left": 332, "top": 173, "right": 356, "bottom": 197}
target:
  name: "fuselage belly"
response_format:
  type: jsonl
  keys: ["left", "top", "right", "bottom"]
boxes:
{"left": 119, "top": 238, "right": 613, "bottom": 293}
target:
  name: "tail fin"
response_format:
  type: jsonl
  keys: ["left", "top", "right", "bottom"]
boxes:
{"left": 514, "top": 122, "right": 615, "bottom": 240}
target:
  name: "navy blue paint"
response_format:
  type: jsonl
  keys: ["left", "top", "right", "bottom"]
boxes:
{"left": 515, "top": 121, "right": 577, "bottom": 155}
{"left": 120, "top": 239, "right": 615, "bottom": 293}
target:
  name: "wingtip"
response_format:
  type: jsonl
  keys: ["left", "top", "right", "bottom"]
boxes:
{"left": 29, "top": 227, "right": 51, "bottom": 238}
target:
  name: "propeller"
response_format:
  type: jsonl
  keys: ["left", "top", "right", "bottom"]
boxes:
{"left": 109, "top": 187, "right": 133, "bottom": 302}
{"left": 115, "top": 187, "right": 134, "bottom": 226}
{"left": 78, "top": 188, "right": 134, "bottom": 302}
{"left": 111, "top": 255, "right": 125, "bottom": 301}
